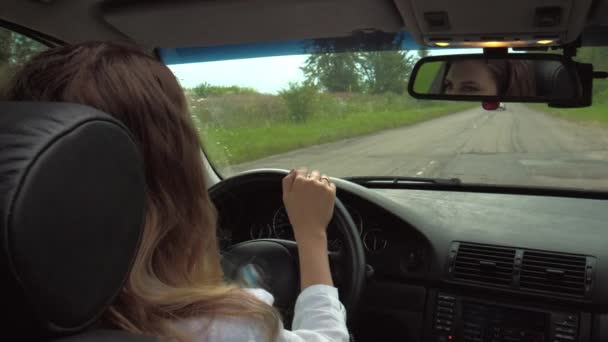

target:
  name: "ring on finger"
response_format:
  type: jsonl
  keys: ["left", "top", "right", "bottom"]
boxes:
{"left": 321, "top": 176, "right": 331, "bottom": 184}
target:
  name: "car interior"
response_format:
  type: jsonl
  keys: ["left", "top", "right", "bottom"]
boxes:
{"left": 2, "top": 1, "right": 608, "bottom": 342}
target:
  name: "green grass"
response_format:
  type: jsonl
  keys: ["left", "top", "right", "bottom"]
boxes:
{"left": 528, "top": 81, "right": 608, "bottom": 125}
{"left": 200, "top": 102, "right": 474, "bottom": 166}
{"left": 529, "top": 102, "right": 608, "bottom": 126}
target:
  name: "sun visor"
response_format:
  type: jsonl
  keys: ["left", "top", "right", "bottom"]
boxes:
{"left": 393, "top": 0, "right": 592, "bottom": 48}
{"left": 102, "top": 0, "right": 404, "bottom": 48}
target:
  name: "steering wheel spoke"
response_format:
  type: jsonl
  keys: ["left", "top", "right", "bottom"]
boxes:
{"left": 329, "top": 250, "right": 344, "bottom": 285}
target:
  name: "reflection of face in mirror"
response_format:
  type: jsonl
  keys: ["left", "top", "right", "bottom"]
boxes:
{"left": 440, "top": 59, "right": 536, "bottom": 97}
{"left": 443, "top": 60, "right": 498, "bottom": 96}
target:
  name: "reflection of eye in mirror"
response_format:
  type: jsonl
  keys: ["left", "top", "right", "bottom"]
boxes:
{"left": 443, "top": 60, "right": 499, "bottom": 96}
{"left": 410, "top": 56, "right": 580, "bottom": 101}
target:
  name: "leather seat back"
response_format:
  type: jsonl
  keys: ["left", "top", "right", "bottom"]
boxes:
{"left": 0, "top": 102, "right": 146, "bottom": 339}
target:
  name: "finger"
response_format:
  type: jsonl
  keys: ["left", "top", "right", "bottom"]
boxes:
{"left": 320, "top": 174, "right": 331, "bottom": 185}
{"left": 293, "top": 167, "right": 308, "bottom": 189}
{"left": 310, "top": 170, "right": 321, "bottom": 181}
{"left": 282, "top": 169, "right": 296, "bottom": 193}
{"left": 296, "top": 167, "right": 307, "bottom": 179}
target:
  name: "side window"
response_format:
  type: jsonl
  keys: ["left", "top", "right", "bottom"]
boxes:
{"left": 0, "top": 26, "right": 47, "bottom": 90}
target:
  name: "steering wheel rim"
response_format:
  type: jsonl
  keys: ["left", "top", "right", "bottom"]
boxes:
{"left": 209, "top": 169, "right": 366, "bottom": 319}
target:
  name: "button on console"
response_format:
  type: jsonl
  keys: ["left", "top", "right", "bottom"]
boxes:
{"left": 434, "top": 293, "right": 456, "bottom": 335}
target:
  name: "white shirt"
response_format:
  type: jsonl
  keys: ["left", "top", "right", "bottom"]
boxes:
{"left": 173, "top": 285, "right": 349, "bottom": 342}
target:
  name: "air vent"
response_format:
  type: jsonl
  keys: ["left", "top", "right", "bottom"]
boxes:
{"left": 520, "top": 251, "right": 588, "bottom": 297}
{"left": 452, "top": 243, "right": 516, "bottom": 287}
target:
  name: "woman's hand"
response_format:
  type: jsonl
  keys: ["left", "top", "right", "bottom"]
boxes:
{"left": 282, "top": 168, "right": 336, "bottom": 243}
{"left": 282, "top": 167, "right": 336, "bottom": 289}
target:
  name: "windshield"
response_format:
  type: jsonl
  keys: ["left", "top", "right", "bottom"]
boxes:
{"left": 161, "top": 42, "right": 608, "bottom": 192}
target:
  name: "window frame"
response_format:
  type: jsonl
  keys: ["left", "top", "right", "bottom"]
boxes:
{"left": 0, "top": 19, "right": 64, "bottom": 49}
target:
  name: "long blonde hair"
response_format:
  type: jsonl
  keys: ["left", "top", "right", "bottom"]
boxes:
{"left": 5, "top": 41, "right": 281, "bottom": 341}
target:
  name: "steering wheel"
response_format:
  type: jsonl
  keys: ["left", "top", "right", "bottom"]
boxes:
{"left": 209, "top": 169, "right": 366, "bottom": 321}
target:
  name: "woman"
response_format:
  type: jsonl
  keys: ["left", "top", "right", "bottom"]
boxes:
{"left": 4, "top": 42, "right": 348, "bottom": 342}
{"left": 442, "top": 59, "right": 536, "bottom": 96}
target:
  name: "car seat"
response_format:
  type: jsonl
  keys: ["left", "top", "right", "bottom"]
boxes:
{"left": 0, "top": 101, "right": 157, "bottom": 341}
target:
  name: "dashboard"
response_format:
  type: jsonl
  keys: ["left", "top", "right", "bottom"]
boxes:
{"left": 213, "top": 178, "right": 608, "bottom": 342}
{"left": 215, "top": 185, "right": 430, "bottom": 281}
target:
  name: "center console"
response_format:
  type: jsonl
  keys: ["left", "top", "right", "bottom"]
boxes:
{"left": 425, "top": 290, "right": 588, "bottom": 342}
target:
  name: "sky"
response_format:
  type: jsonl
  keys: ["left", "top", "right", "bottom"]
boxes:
{"left": 167, "top": 48, "right": 481, "bottom": 94}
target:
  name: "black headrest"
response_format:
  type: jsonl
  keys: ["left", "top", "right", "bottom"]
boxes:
{"left": 0, "top": 102, "right": 145, "bottom": 338}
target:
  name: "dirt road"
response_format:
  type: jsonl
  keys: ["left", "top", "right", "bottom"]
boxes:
{"left": 231, "top": 104, "right": 608, "bottom": 189}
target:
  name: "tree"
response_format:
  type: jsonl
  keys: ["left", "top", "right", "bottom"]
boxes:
{"left": 302, "top": 53, "right": 361, "bottom": 92}
{"left": 8, "top": 33, "right": 46, "bottom": 66}
{"left": 302, "top": 50, "right": 417, "bottom": 95}
{"left": 357, "top": 51, "right": 416, "bottom": 94}
{"left": 1, "top": 28, "right": 46, "bottom": 90}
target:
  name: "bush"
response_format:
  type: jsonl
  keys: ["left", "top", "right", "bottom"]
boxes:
{"left": 192, "top": 82, "right": 258, "bottom": 98}
{"left": 314, "top": 93, "right": 346, "bottom": 119}
{"left": 279, "top": 82, "right": 319, "bottom": 123}
{"left": 188, "top": 93, "right": 288, "bottom": 129}
{"left": 185, "top": 83, "right": 465, "bottom": 131}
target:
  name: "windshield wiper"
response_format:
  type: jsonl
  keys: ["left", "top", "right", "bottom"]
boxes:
{"left": 345, "top": 176, "right": 462, "bottom": 186}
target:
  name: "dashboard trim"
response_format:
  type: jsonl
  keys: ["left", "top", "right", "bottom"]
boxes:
{"left": 344, "top": 178, "right": 608, "bottom": 200}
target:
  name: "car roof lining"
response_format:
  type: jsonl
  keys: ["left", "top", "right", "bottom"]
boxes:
{"left": 1, "top": 0, "right": 608, "bottom": 49}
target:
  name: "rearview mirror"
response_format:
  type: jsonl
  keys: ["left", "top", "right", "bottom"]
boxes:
{"left": 408, "top": 54, "right": 583, "bottom": 104}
